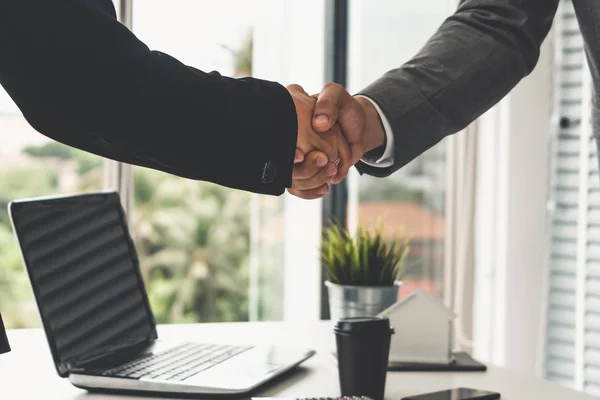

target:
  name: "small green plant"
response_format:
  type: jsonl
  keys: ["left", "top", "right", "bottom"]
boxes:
{"left": 321, "top": 221, "right": 411, "bottom": 286}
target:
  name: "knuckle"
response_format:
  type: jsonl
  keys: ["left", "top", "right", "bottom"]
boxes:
{"left": 291, "top": 179, "right": 306, "bottom": 190}
{"left": 292, "top": 170, "right": 305, "bottom": 180}
{"left": 323, "top": 82, "right": 341, "bottom": 92}
{"left": 290, "top": 189, "right": 309, "bottom": 200}
{"left": 315, "top": 97, "right": 332, "bottom": 109}
{"left": 317, "top": 138, "right": 333, "bottom": 153}
{"left": 300, "top": 190, "right": 317, "bottom": 200}
{"left": 294, "top": 181, "right": 308, "bottom": 190}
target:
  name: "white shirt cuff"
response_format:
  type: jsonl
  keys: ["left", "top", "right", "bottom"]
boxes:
{"left": 355, "top": 95, "right": 395, "bottom": 168}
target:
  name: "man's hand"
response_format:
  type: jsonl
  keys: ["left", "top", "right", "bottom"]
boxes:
{"left": 289, "top": 123, "right": 349, "bottom": 199}
{"left": 312, "top": 83, "right": 387, "bottom": 183}
{"left": 287, "top": 84, "right": 344, "bottom": 164}
{"left": 287, "top": 84, "right": 351, "bottom": 199}
{"left": 287, "top": 83, "right": 387, "bottom": 200}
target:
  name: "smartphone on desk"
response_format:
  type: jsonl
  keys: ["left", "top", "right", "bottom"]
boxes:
{"left": 402, "top": 387, "right": 500, "bottom": 400}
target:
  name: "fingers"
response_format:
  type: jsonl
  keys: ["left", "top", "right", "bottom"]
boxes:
{"left": 329, "top": 124, "right": 353, "bottom": 184}
{"left": 293, "top": 162, "right": 337, "bottom": 190}
{"left": 311, "top": 133, "right": 337, "bottom": 163}
{"left": 289, "top": 126, "right": 351, "bottom": 201}
{"left": 312, "top": 83, "right": 351, "bottom": 133}
{"left": 286, "top": 84, "right": 309, "bottom": 96}
{"left": 294, "top": 148, "right": 304, "bottom": 164}
{"left": 289, "top": 81, "right": 353, "bottom": 187}
{"left": 292, "top": 151, "right": 334, "bottom": 191}
{"left": 287, "top": 184, "right": 329, "bottom": 200}
{"left": 292, "top": 150, "right": 328, "bottom": 180}
{"left": 290, "top": 151, "right": 333, "bottom": 199}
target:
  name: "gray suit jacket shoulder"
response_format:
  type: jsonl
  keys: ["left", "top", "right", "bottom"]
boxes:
{"left": 356, "top": 0, "right": 560, "bottom": 177}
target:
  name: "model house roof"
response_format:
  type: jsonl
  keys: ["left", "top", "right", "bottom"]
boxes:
{"left": 378, "top": 288, "right": 457, "bottom": 320}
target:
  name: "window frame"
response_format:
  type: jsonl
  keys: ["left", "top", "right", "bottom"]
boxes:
{"left": 114, "top": 0, "right": 462, "bottom": 325}
{"left": 320, "top": 0, "right": 350, "bottom": 320}
{"left": 321, "top": 0, "right": 459, "bottom": 322}
{"left": 105, "top": 0, "right": 134, "bottom": 217}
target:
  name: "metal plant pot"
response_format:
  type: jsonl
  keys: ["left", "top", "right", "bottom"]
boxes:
{"left": 325, "top": 281, "right": 402, "bottom": 321}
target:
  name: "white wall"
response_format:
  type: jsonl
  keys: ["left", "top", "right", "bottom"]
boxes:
{"left": 473, "top": 36, "right": 554, "bottom": 376}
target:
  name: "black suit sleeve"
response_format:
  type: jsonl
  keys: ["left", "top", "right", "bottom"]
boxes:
{"left": 355, "top": 0, "right": 558, "bottom": 177}
{"left": 0, "top": 0, "right": 297, "bottom": 195}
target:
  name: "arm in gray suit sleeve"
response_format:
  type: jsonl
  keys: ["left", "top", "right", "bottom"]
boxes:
{"left": 355, "top": 0, "right": 559, "bottom": 177}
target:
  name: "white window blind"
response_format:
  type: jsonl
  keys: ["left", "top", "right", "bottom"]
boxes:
{"left": 545, "top": 0, "right": 600, "bottom": 395}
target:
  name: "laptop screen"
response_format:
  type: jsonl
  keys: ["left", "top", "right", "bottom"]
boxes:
{"left": 0, "top": 312, "right": 10, "bottom": 354}
{"left": 9, "top": 192, "right": 157, "bottom": 376}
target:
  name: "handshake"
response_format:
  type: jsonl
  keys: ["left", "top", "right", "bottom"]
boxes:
{"left": 287, "top": 83, "right": 387, "bottom": 200}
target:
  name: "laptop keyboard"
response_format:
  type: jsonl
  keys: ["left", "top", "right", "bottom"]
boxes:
{"left": 103, "top": 342, "right": 252, "bottom": 381}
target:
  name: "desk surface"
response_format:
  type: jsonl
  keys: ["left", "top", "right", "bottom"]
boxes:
{"left": 2, "top": 321, "right": 595, "bottom": 400}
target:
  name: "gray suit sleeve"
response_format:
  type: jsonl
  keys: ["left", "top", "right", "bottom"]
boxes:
{"left": 356, "top": 0, "right": 559, "bottom": 177}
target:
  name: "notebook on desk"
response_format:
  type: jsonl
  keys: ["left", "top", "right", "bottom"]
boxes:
{"left": 387, "top": 352, "right": 487, "bottom": 372}
{"left": 329, "top": 351, "right": 486, "bottom": 372}
{"left": 9, "top": 191, "right": 315, "bottom": 396}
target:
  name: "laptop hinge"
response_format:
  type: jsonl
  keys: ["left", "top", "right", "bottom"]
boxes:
{"left": 72, "top": 337, "right": 153, "bottom": 371}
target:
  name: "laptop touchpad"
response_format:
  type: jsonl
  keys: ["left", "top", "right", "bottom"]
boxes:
{"left": 183, "top": 348, "right": 282, "bottom": 389}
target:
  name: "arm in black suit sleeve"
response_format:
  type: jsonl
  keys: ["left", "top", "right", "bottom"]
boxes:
{"left": 355, "top": 0, "right": 558, "bottom": 177}
{"left": 0, "top": 0, "right": 297, "bottom": 195}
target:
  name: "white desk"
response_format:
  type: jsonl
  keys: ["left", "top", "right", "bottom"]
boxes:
{"left": 1, "top": 322, "right": 596, "bottom": 400}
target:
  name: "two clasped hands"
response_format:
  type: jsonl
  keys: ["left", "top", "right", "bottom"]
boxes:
{"left": 286, "top": 83, "right": 387, "bottom": 200}
{"left": 3, "top": 0, "right": 552, "bottom": 202}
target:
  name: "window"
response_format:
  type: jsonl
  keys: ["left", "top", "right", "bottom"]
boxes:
{"left": 130, "top": 0, "right": 326, "bottom": 324}
{"left": 346, "top": 0, "right": 450, "bottom": 299}
{"left": 0, "top": 90, "right": 104, "bottom": 328}
{"left": 0, "top": 0, "right": 455, "bottom": 330}
{"left": 544, "top": 0, "right": 600, "bottom": 395}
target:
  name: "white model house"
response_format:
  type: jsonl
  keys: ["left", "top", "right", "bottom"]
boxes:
{"left": 378, "top": 288, "right": 456, "bottom": 364}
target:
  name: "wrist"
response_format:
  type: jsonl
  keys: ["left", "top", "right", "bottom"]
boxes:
{"left": 355, "top": 96, "right": 386, "bottom": 153}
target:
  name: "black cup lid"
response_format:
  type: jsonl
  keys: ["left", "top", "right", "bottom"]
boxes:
{"left": 334, "top": 317, "right": 394, "bottom": 335}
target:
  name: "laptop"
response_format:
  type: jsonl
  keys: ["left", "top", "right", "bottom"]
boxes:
{"left": 0, "top": 312, "right": 9, "bottom": 355}
{"left": 8, "top": 191, "right": 315, "bottom": 396}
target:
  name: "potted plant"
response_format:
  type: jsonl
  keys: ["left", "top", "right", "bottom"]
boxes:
{"left": 322, "top": 221, "right": 411, "bottom": 321}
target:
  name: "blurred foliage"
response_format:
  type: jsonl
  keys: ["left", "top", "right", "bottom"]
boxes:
{"left": 132, "top": 167, "right": 251, "bottom": 324}
{"left": 0, "top": 145, "right": 253, "bottom": 328}
{"left": 0, "top": 165, "right": 58, "bottom": 227}
{"left": 0, "top": 161, "right": 70, "bottom": 327}
{"left": 23, "top": 141, "right": 103, "bottom": 174}
{"left": 221, "top": 28, "right": 253, "bottom": 78}
{"left": 359, "top": 181, "right": 424, "bottom": 204}
{"left": 0, "top": 223, "right": 40, "bottom": 328}
{"left": 1, "top": 32, "right": 262, "bottom": 328}
{"left": 257, "top": 243, "right": 284, "bottom": 321}
{"left": 23, "top": 141, "right": 72, "bottom": 160}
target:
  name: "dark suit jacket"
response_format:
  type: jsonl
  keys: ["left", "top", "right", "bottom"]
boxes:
{"left": 356, "top": 0, "right": 580, "bottom": 176}
{"left": 0, "top": 0, "right": 297, "bottom": 195}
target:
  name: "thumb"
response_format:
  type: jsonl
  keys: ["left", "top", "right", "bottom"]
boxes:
{"left": 312, "top": 83, "right": 349, "bottom": 133}
{"left": 294, "top": 148, "right": 304, "bottom": 164}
